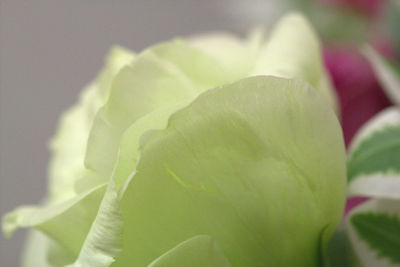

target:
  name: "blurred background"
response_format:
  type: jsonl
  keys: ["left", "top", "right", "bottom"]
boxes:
{"left": 0, "top": 0, "right": 398, "bottom": 266}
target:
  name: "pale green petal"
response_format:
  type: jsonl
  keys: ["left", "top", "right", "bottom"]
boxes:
{"left": 69, "top": 180, "right": 123, "bottom": 267}
{"left": 83, "top": 41, "right": 230, "bottom": 187}
{"left": 347, "top": 107, "right": 400, "bottom": 199}
{"left": 115, "top": 76, "right": 346, "bottom": 266}
{"left": 21, "top": 230, "right": 52, "bottom": 267}
{"left": 148, "top": 235, "right": 232, "bottom": 267}
{"left": 3, "top": 184, "right": 107, "bottom": 262}
{"left": 48, "top": 83, "right": 103, "bottom": 203}
{"left": 347, "top": 199, "right": 400, "bottom": 267}
{"left": 22, "top": 228, "right": 83, "bottom": 266}
{"left": 252, "top": 12, "right": 338, "bottom": 112}
{"left": 46, "top": 240, "right": 78, "bottom": 266}
{"left": 188, "top": 14, "right": 338, "bottom": 112}
{"left": 96, "top": 46, "right": 136, "bottom": 97}
{"left": 189, "top": 32, "right": 261, "bottom": 81}
{"left": 48, "top": 46, "right": 134, "bottom": 203}
{"left": 113, "top": 102, "right": 189, "bottom": 189}
{"left": 363, "top": 45, "right": 400, "bottom": 105}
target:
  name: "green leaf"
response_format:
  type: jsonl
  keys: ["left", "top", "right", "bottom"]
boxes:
{"left": 348, "top": 125, "right": 400, "bottom": 178}
{"left": 385, "top": 0, "right": 400, "bottom": 58}
{"left": 114, "top": 76, "right": 346, "bottom": 266}
{"left": 324, "top": 225, "right": 350, "bottom": 267}
{"left": 362, "top": 45, "right": 400, "bottom": 105}
{"left": 148, "top": 235, "right": 232, "bottom": 267}
{"left": 347, "top": 199, "right": 400, "bottom": 266}
{"left": 351, "top": 212, "right": 400, "bottom": 263}
{"left": 347, "top": 107, "right": 400, "bottom": 198}
{"left": 292, "top": 0, "right": 369, "bottom": 43}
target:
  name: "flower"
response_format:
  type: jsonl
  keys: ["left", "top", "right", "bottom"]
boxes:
{"left": 323, "top": 41, "right": 395, "bottom": 214}
{"left": 320, "top": 0, "right": 386, "bottom": 17}
{"left": 323, "top": 45, "right": 392, "bottom": 146}
{"left": 3, "top": 13, "right": 346, "bottom": 267}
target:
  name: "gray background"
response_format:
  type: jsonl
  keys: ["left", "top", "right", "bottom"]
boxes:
{"left": 0, "top": 1, "right": 283, "bottom": 266}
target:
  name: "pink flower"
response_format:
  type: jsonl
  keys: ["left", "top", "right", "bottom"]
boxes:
{"left": 323, "top": 41, "right": 395, "bottom": 215}
{"left": 319, "top": 0, "right": 386, "bottom": 17}
{"left": 323, "top": 45, "right": 391, "bottom": 146}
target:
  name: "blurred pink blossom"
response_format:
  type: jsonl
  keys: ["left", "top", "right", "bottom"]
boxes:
{"left": 323, "top": 45, "right": 391, "bottom": 146}
{"left": 323, "top": 39, "right": 395, "bottom": 215}
{"left": 319, "top": 0, "right": 385, "bottom": 16}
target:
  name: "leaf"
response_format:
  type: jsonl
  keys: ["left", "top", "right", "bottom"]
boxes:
{"left": 385, "top": 0, "right": 400, "bottom": 57}
{"left": 148, "top": 235, "right": 232, "bottom": 267}
{"left": 324, "top": 225, "right": 351, "bottom": 267}
{"left": 347, "top": 107, "right": 400, "bottom": 198}
{"left": 347, "top": 199, "right": 400, "bottom": 267}
{"left": 351, "top": 212, "right": 400, "bottom": 263}
{"left": 362, "top": 45, "right": 400, "bottom": 105}
{"left": 114, "top": 76, "right": 346, "bottom": 266}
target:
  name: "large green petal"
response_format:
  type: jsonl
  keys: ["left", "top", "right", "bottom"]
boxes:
{"left": 48, "top": 46, "right": 134, "bottom": 203}
{"left": 148, "top": 235, "right": 232, "bottom": 267}
{"left": 253, "top": 12, "right": 337, "bottom": 112}
{"left": 115, "top": 76, "right": 346, "bottom": 266}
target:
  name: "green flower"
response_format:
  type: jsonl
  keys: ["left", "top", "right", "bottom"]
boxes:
{"left": 3, "top": 13, "right": 346, "bottom": 267}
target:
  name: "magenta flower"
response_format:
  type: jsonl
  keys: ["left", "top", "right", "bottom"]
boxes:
{"left": 320, "top": 0, "right": 386, "bottom": 17}
{"left": 323, "top": 45, "right": 391, "bottom": 146}
{"left": 323, "top": 41, "right": 397, "bottom": 214}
